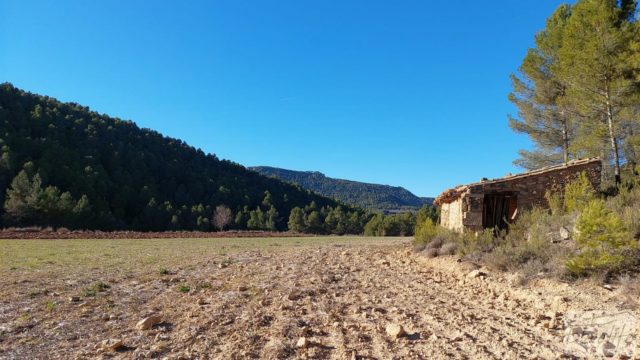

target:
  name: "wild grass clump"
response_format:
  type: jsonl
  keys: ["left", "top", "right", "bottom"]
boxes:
{"left": 177, "top": 284, "right": 191, "bottom": 293}
{"left": 81, "top": 281, "right": 110, "bottom": 297}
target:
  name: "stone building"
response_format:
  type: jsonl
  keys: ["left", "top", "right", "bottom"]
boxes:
{"left": 434, "top": 158, "right": 602, "bottom": 233}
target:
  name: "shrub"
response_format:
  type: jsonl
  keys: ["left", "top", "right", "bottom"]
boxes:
{"left": 438, "top": 242, "right": 458, "bottom": 256}
{"left": 564, "top": 172, "right": 597, "bottom": 213}
{"left": 566, "top": 199, "right": 635, "bottom": 277}
{"left": 426, "top": 235, "right": 445, "bottom": 249}
{"left": 423, "top": 248, "right": 439, "bottom": 258}
{"left": 177, "top": 284, "right": 191, "bottom": 293}
{"left": 545, "top": 190, "right": 564, "bottom": 216}
{"left": 159, "top": 267, "right": 170, "bottom": 275}
{"left": 456, "top": 229, "right": 499, "bottom": 257}
{"left": 478, "top": 207, "right": 575, "bottom": 279}
{"left": 413, "top": 219, "right": 438, "bottom": 247}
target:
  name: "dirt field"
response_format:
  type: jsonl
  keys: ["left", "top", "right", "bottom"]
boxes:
{"left": 0, "top": 236, "right": 637, "bottom": 359}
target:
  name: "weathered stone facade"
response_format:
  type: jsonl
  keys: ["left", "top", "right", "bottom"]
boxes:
{"left": 435, "top": 158, "right": 602, "bottom": 233}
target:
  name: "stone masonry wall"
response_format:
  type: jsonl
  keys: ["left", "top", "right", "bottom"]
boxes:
{"left": 440, "top": 200, "right": 464, "bottom": 233}
{"left": 458, "top": 160, "right": 602, "bottom": 232}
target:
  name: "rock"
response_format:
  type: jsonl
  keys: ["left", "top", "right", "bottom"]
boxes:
{"left": 559, "top": 226, "right": 571, "bottom": 241}
{"left": 385, "top": 323, "right": 406, "bottom": 339}
{"left": 597, "top": 340, "right": 616, "bottom": 357}
{"left": 237, "top": 285, "right": 248, "bottom": 292}
{"left": 467, "top": 269, "right": 487, "bottom": 279}
{"left": 551, "top": 296, "right": 569, "bottom": 311}
{"left": 99, "top": 339, "right": 123, "bottom": 352}
{"left": 570, "top": 326, "right": 583, "bottom": 336}
{"left": 197, "top": 298, "right": 207, "bottom": 305}
{"left": 100, "top": 313, "right": 110, "bottom": 321}
{"left": 69, "top": 296, "right": 80, "bottom": 303}
{"left": 287, "top": 291, "right": 302, "bottom": 301}
{"left": 151, "top": 341, "right": 168, "bottom": 353}
{"left": 136, "top": 314, "right": 162, "bottom": 330}
{"left": 296, "top": 337, "right": 309, "bottom": 348}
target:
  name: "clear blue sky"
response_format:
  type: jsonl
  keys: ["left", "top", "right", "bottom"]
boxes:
{"left": 1, "top": 1, "right": 568, "bottom": 197}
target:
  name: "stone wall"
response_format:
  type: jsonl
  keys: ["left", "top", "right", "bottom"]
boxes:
{"left": 440, "top": 199, "right": 464, "bottom": 232}
{"left": 441, "top": 160, "right": 602, "bottom": 233}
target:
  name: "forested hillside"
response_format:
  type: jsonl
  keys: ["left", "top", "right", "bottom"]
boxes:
{"left": 0, "top": 83, "right": 369, "bottom": 232}
{"left": 250, "top": 166, "right": 433, "bottom": 211}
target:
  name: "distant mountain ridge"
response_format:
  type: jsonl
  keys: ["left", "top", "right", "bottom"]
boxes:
{"left": 250, "top": 166, "right": 433, "bottom": 211}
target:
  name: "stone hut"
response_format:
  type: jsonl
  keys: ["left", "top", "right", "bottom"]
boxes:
{"left": 434, "top": 158, "right": 602, "bottom": 233}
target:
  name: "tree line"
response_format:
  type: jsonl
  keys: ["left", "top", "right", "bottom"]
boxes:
{"left": 509, "top": 0, "right": 640, "bottom": 186}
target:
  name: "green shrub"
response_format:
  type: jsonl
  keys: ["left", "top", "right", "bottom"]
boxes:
{"left": 564, "top": 172, "right": 597, "bottom": 213}
{"left": 413, "top": 219, "right": 438, "bottom": 247}
{"left": 566, "top": 199, "right": 635, "bottom": 277}
{"left": 159, "top": 267, "right": 170, "bottom": 275}
{"left": 177, "top": 284, "right": 191, "bottom": 293}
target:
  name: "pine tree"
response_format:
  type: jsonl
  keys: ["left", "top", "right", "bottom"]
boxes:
{"left": 4, "top": 169, "right": 43, "bottom": 224}
{"left": 558, "top": 0, "right": 639, "bottom": 185}
{"left": 509, "top": 4, "right": 575, "bottom": 169}
{"left": 287, "top": 207, "right": 306, "bottom": 232}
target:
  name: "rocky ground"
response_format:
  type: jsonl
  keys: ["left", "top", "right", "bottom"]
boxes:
{"left": 0, "top": 237, "right": 638, "bottom": 359}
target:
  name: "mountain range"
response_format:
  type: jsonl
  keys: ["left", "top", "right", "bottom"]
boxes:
{"left": 250, "top": 166, "right": 433, "bottom": 212}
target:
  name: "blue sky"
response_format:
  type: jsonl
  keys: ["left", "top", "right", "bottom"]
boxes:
{"left": 1, "top": 1, "right": 568, "bottom": 197}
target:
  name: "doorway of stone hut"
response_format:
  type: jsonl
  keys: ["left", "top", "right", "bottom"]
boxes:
{"left": 482, "top": 193, "right": 518, "bottom": 231}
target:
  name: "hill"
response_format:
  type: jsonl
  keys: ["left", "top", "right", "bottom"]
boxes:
{"left": 0, "top": 83, "right": 367, "bottom": 232}
{"left": 250, "top": 166, "right": 433, "bottom": 211}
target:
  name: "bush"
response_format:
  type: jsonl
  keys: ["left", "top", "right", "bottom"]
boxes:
{"left": 426, "top": 235, "right": 445, "bottom": 250}
{"left": 423, "top": 248, "right": 439, "bottom": 258}
{"left": 478, "top": 207, "right": 575, "bottom": 279}
{"left": 566, "top": 199, "right": 635, "bottom": 277}
{"left": 606, "top": 186, "right": 640, "bottom": 239}
{"left": 564, "top": 172, "right": 597, "bottom": 213}
{"left": 456, "top": 229, "right": 499, "bottom": 258}
{"left": 545, "top": 190, "right": 564, "bottom": 216}
{"left": 438, "top": 242, "right": 458, "bottom": 256}
{"left": 413, "top": 219, "right": 438, "bottom": 247}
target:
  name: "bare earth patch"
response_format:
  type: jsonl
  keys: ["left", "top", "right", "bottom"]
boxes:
{"left": 0, "top": 236, "right": 637, "bottom": 359}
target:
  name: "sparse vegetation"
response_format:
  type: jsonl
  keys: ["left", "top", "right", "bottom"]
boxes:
{"left": 177, "top": 284, "right": 191, "bottom": 293}
{"left": 81, "top": 281, "right": 110, "bottom": 297}
{"left": 45, "top": 300, "right": 57, "bottom": 312}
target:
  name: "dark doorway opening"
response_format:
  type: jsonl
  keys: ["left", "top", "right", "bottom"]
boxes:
{"left": 482, "top": 193, "right": 517, "bottom": 231}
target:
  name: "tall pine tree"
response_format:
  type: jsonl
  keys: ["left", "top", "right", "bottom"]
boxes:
{"left": 509, "top": 4, "right": 575, "bottom": 170}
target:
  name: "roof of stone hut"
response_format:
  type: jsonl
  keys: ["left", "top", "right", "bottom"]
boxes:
{"left": 433, "top": 158, "right": 601, "bottom": 206}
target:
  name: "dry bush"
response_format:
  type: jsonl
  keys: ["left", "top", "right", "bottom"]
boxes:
{"left": 423, "top": 248, "right": 439, "bottom": 258}
{"left": 478, "top": 207, "right": 576, "bottom": 279}
{"left": 426, "top": 236, "right": 445, "bottom": 250}
{"left": 438, "top": 242, "right": 457, "bottom": 256}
